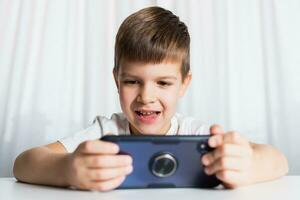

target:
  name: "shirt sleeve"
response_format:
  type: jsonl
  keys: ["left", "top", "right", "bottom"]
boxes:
{"left": 58, "top": 121, "right": 101, "bottom": 153}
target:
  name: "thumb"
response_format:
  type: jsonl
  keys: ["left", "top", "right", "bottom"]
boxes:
{"left": 209, "top": 124, "right": 225, "bottom": 135}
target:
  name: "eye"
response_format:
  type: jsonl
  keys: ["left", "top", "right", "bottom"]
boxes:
{"left": 157, "top": 81, "right": 172, "bottom": 86}
{"left": 123, "top": 80, "right": 139, "bottom": 85}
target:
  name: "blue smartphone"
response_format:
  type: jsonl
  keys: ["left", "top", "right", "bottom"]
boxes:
{"left": 101, "top": 135, "right": 221, "bottom": 189}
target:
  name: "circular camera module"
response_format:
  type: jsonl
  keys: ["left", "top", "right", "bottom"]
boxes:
{"left": 149, "top": 152, "right": 178, "bottom": 177}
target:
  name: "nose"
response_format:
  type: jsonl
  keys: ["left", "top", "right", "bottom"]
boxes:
{"left": 136, "top": 83, "right": 156, "bottom": 104}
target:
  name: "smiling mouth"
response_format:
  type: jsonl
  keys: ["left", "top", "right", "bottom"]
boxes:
{"left": 135, "top": 111, "right": 161, "bottom": 116}
{"left": 134, "top": 110, "right": 161, "bottom": 124}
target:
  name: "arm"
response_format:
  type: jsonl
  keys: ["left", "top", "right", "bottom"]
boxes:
{"left": 250, "top": 142, "right": 289, "bottom": 183}
{"left": 13, "top": 140, "right": 133, "bottom": 191}
{"left": 13, "top": 142, "right": 71, "bottom": 187}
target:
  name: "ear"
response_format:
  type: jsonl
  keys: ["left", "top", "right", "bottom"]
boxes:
{"left": 113, "top": 68, "right": 119, "bottom": 92}
{"left": 179, "top": 73, "right": 192, "bottom": 97}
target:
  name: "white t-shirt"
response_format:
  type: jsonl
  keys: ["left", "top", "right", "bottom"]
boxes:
{"left": 59, "top": 113, "right": 209, "bottom": 153}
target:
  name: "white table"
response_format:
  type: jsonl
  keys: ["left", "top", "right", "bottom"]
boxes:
{"left": 0, "top": 176, "right": 299, "bottom": 200}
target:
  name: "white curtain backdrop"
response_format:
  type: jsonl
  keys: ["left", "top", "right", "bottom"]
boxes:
{"left": 0, "top": 0, "right": 299, "bottom": 177}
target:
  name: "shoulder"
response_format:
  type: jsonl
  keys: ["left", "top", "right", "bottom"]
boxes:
{"left": 94, "top": 113, "right": 129, "bottom": 136}
{"left": 59, "top": 113, "right": 129, "bottom": 152}
{"left": 175, "top": 113, "right": 210, "bottom": 135}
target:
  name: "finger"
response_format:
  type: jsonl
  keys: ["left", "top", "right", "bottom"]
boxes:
{"left": 89, "top": 176, "right": 126, "bottom": 191}
{"left": 209, "top": 132, "right": 249, "bottom": 148}
{"left": 208, "top": 134, "right": 223, "bottom": 148}
{"left": 204, "top": 157, "right": 244, "bottom": 175}
{"left": 77, "top": 140, "right": 119, "bottom": 155}
{"left": 210, "top": 124, "right": 225, "bottom": 135}
{"left": 223, "top": 132, "right": 249, "bottom": 146}
{"left": 202, "top": 144, "right": 252, "bottom": 166}
{"left": 84, "top": 155, "right": 133, "bottom": 168}
{"left": 88, "top": 166, "right": 133, "bottom": 181}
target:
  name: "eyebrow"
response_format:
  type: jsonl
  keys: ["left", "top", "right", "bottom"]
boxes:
{"left": 120, "top": 73, "right": 177, "bottom": 80}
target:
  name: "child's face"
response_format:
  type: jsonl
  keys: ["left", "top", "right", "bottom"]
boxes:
{"left": 114, "top": 60, "right": 191, "bottom": 135}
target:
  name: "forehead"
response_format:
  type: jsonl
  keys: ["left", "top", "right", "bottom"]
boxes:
{"left": 119, "top": 61, "right": 182, "bottom": 78}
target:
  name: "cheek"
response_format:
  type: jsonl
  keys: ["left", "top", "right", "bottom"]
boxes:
{"left": 159, "top": 88, "right": 180, "bottom": 109}
{"left": 119, "top": 88, "right": 136, "bottom": 107}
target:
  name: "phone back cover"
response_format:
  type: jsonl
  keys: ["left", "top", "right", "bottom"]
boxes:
{"left": 101, "top": 135, "right": 221, "bottom": 189}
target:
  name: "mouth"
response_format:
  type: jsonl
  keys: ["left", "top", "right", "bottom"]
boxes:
{"left": 135, "top": 110, "right": 161, "bottom": 116}
{"left": 134, "top": 110, "right": 161, "bottom": 124}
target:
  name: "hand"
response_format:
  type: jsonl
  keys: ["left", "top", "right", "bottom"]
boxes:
{"left": 201, "top": 125, "right": 255, "bottom": 188}
{"left": 64, "top": 140, "right": 133, "bottom": 191}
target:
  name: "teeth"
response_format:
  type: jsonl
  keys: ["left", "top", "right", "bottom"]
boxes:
{"left": 137, "top": 111, "right": 159, "bottom": 116}
{"left": 142, "top": 111, "right": 154, "bottom": 115}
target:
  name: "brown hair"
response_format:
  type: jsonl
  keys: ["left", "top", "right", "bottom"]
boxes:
{"left": 114, "top": 6, "right": 190, "bottom": 81}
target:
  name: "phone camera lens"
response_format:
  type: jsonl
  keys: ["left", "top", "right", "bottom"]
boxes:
{"left": 200, "top": 143, "right": 206, "bottom": 149}
{"left": 197, "top": 141, "right": 209, "bottom": 154}
{"left": 149, "top": 152, "right": 177, "bottom": 177}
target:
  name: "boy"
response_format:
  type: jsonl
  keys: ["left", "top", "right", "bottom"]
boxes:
{"left": 13, "top": 6, "right": 288, "bottom": 191}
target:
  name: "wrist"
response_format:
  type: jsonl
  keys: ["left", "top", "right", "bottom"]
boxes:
{"left": 249, "top": 145, "right": 260, "bottom": 184}
{"left": 58, "top": 153, "right": 73, "bottom": 187}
